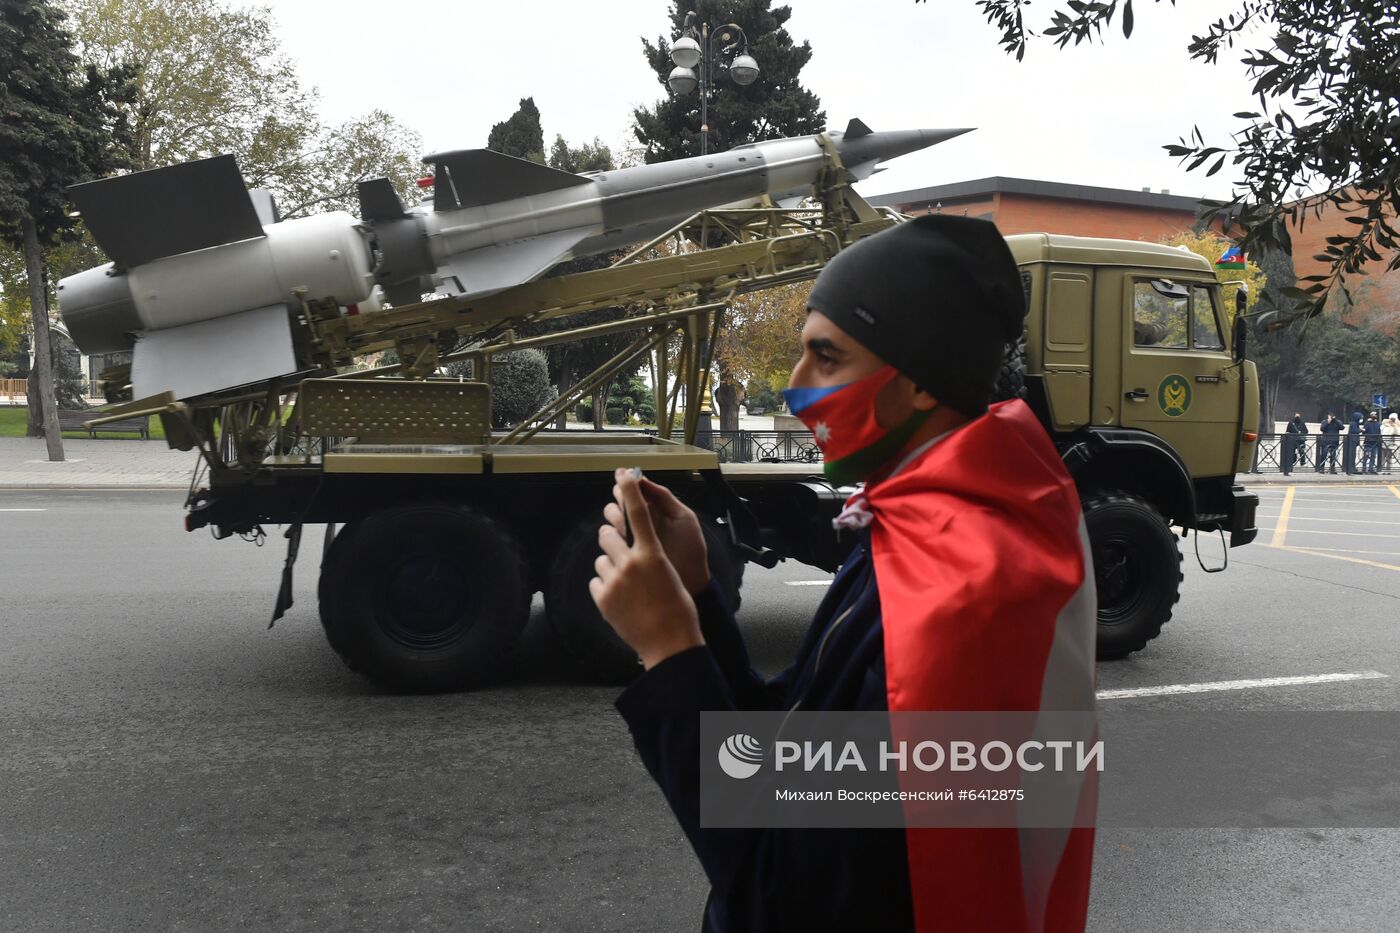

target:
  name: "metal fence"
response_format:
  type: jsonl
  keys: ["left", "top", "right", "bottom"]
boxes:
{"left": 648, "top": 429, "right": 1400, "bottom": 473}
{"left": 636, "top": 428, "right": 822, "bottom": 463}
{"left": 1250, "top": 433, "right": 1400, "bottom": 475}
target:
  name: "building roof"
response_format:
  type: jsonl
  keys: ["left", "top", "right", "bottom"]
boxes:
{"left": 865, "top": 176, "right": 1212, "bottom": 213}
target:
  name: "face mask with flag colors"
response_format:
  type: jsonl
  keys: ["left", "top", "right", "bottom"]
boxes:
{"left": 781, "top": 365, "right": 932, "bottom": 486}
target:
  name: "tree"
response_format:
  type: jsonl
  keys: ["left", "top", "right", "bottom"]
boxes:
{"left": 710, "top": 281, "right": 807, "bottom": 429}
{"left": 743, "top": 377, "right": 783, "bottom": 413}
{"left": 1291, "top": 312, "right": 1399, "bottom": 417}
{"left": 633, "top": 0, "right": 825, "bottom": 162}
{"left": 949, "top": 0, "right": 1400, "bottom": 325}
{"left": 547, "top": 135, "right": 615, "bottom": 174}
{"left": 0, "top": 0, "right": 132, "bottom": 458}
{"left": 634, "top": 0, "right": 824, "bottom": 429}
{"left": 1160, "top": 231, "right": 1264, "bottom": 323}
{"left": 262, "top": 109, "right": 423, "bottom": 219}
{"left": 487, "top": 97, "right": 545, "bottom": 164}
{"left": 1248, "top": 243, "right": 1307, "bottom": 431}
{"left": 63, "top": 0, "right": 423, "bottom": 216}
{"left": 482, "top": 349, "right": 555, "bottom": 429}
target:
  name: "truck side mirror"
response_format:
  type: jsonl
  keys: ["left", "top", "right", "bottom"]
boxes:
{"left": 1233, "top": 287, "right": 1248, "bottom": 361}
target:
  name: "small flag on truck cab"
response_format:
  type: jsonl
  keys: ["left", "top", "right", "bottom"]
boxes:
{"left": 1215, "top": 245, "right": 1245, "bottom": 269}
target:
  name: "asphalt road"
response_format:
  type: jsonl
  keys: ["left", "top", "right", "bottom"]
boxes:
{"left": 2, "top": 486, "right": 1399, "bottom": 932}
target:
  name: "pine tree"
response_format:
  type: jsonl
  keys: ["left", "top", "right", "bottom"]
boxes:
{"left": 633, "top": 2, "right": 824, "bottom": 431}
{"left": 486, "top": 98, "right": 545, "bottom": 164}
{"left": 633, "top": 0, "right": 825, "bottom": 162}
{"left": 0, "top": 0, "right": 132, "bottom": 458}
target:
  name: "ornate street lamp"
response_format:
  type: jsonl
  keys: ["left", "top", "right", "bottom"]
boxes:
{"left": 666, "top": 13, "right": 760, "bottom": 156}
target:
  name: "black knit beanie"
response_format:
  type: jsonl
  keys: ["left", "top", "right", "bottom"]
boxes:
{"left": 806, "top": 215, "right": 1026, "bottom": 417}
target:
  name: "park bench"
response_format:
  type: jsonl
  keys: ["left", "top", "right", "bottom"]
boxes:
{"left": 56, "top": 409, "right": 150, "bottom": 439}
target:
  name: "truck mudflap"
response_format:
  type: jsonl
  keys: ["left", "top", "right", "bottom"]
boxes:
{"left": 1229, "top": 484, "right": 1258, "bottom": 548}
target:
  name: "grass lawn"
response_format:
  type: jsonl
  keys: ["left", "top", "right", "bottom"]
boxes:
{"left": 0, "top": 405, "right": 166, "bottom": 441}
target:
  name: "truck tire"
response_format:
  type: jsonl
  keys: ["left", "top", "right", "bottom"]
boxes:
{"left": 546, "top": 514, "right": 744, "bottom": 684}
{"left": 1081, "top": 490, "right": 1183, "bottom": 659}
{"left": 994, "top": 331, "right": 1028, "bottom": 402}
{"left": 317, "top": 503, "right": 530, "bottom": 692}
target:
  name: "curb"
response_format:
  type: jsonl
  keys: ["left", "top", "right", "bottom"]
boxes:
{"left": 0, "top": 483, "right": 187, "bottom": 490}
{"left": 1239, "top": 476, "right": 1397, "bottom": 486}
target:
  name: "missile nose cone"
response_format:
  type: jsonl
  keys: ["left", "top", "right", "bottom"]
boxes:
{"left": 834, "top": 126, "right": 975, "bottom": 166}
{"left": 916, "top": 127, "right": 975, "bottom": 149}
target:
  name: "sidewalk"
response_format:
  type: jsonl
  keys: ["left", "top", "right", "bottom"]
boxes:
{"left": 1239, "top": 469, "right": 1397, "bottom": 486}
{"left": 0, "top": 437, "right": 199, "bottom": 488}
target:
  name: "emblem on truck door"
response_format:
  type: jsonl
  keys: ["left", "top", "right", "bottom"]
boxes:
{"left": 1158, "top": 373, "right": 1192, "bottom": 417}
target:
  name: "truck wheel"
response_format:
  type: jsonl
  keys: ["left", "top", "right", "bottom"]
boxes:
{"left": 1081, "top": 490, "right": 1183, "bottom": 660}
{"left": 994, "top": 331, "right": 1028, "bottom": 402}
{"left": 545, "top": 514, "right": 744, "bottom": 684}
{"left": 318, "top": 503, "right": 530, "bottom": 692}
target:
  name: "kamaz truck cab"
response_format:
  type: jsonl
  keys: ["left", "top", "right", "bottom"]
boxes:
{"left": 1008, "top": 234, "right": 1259, "bottom": 657}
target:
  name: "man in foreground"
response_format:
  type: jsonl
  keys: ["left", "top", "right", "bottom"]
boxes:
{"left": 590, "top": 216, "right": 1098, "bottom": 931}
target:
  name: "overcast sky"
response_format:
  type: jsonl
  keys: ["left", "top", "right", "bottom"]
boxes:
{"left": 247, "top": 0, "right": 1263, "bottom": 202}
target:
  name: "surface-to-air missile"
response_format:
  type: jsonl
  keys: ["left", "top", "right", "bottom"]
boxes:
{"left": 57, "top": 120, "right": 968, "bottom": 400}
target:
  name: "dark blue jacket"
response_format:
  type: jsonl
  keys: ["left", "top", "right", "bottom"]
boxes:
{"left": 615, "top": 531, "right": 916, "bottom": 932}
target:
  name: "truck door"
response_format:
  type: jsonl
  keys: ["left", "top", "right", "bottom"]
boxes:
{"left": 1118, "top": 275, "right": 1238, "bottom": 477}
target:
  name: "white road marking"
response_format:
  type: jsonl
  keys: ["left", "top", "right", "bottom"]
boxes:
{"left": 1257, "top": 506, "right": 1400, "bottom": 516}
{"left": 1277, "top": 545, "right": 1400, "bottom": 558}
{"left": 1253, "top": 515, "right": 1400, "bottom": 526}
{"left": 0, "top": 508, "right": 46, "bottom": 512}
{"left": 1254, "top": 527, "right": 1400, "bottom": 539}
{"left": 1097, "top": 670, "right": 1389, "bottom": 700}
{"left": 785, "top": 580, "right": 833, "bottom": 586}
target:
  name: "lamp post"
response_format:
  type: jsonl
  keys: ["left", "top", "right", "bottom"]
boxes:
{"left": 666, "top": 13, "right": 759, "bottom": 156}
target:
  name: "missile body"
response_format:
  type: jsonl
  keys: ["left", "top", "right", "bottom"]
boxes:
{"left": 57, "top": 121, "right": 967, "bottom": 400}
{"left": 391, "top": 123, "right": 967, "bottom": 301}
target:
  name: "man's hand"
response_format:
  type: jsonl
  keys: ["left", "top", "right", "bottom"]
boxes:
{"left": 590, "top": 469, "right": 704, "bottom": 670}
{"left": 601, "top": 468, "right": 712, "bottom": 596}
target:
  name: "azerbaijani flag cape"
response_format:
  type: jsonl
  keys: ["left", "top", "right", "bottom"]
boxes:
{"left": 859, "top": 398, "right": 1099, "bottom": 932}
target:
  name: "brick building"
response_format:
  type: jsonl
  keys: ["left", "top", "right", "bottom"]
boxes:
{"left": 1284, "top": 192, "right": 1400, "bottom": 335}
{"left": 867, "top": 176, "right": 1215, "bottom": 242}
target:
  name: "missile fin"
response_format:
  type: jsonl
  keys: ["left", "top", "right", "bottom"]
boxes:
{"left": 848, "top": 160, "right": 879, "bottom": 181}
{"left": 249, "top": 189, "right": 281, "bottom": 225}
{"left": 438, "top": 227, "right": 591, "bottom": 298}
{"left": 844, "top": 118, "right": 874, "bottom": 139}
{"left": 67, "top": 154, "right": 264, "bottom": 270}
{"left": 131, "top": 304, "right": 298, "bottom": 401}
{"left": 358, "top": 178, "right": 408, "bottom": 221}
{"left": 424, "top": 149, "right": 591, "bottom": 212}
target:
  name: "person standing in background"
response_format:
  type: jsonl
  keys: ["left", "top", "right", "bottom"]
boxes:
{"left": 1382, "top": 413, "right": 1399, "bottom": 474}
{"left": 1362, "top": 412, "right": 1381, "bottom": 474}
{"left": 1283, "top": 413, "right": 1307, "bottom": 476}
{"left": 1319, "top": 413, "right": 1343, "bottom": 473}
{"left": 1343, "top": 410, "right": 1363, "bottom": 474}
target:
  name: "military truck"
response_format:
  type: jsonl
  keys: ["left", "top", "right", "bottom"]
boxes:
{"left": 1008, "top": 234, "right": 1258, "bottom": 659}
{"left": 84, "top": 150, "right": 1257, "bottom": 690}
